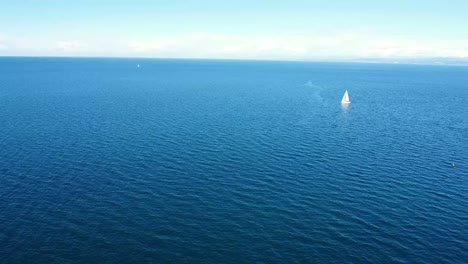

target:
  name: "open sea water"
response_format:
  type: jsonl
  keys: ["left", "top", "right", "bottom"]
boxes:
{"left": 0, "top": 58, "right": 467, "bottom": 263}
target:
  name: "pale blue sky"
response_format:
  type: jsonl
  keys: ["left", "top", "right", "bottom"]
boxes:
{"left": 1, "top": 0, "right": 467, "bottom": 59}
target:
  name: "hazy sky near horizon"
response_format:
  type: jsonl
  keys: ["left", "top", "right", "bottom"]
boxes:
{"left": 1, "top": 0, "right": 468, "bottom": 59}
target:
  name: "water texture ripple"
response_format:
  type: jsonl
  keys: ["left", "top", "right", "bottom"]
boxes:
{"left": 0, "top": 58, "right": 467, "bottom": 263}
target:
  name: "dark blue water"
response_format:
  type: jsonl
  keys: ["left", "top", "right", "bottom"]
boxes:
{"left": 0, "top": 58, "right": 467, "bottom": 263}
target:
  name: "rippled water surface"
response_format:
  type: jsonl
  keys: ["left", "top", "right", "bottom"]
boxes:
{"left": 0, "top": 58, "right": 467, "bottom": 263}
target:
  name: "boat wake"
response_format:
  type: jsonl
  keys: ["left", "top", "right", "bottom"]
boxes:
{"left": 305, "top": 81, "right": 324, "bottom": 103}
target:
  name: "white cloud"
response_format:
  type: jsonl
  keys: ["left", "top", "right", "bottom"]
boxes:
{"left": 127, "top": 32, "right": 468, "bottom": 60}
{"left": 127, "top": 33, "right": 349, "bottom": 59}
{"left": 1, "top": 31, "right": 467, "bottom": 59}
{"left": 54, "top": 41, "right": 87, "bottom": 52}
{"left": 0, "top": 35, "right": 8, "bottom": 50}
{"left": 357, "top": 39, "right": 468, "bottom": 58}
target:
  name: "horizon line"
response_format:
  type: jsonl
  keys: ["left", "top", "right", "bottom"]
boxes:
{"left": 1, "top": 55, "right": 468, "bottom": 66}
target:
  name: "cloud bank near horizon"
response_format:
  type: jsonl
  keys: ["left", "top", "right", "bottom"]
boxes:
{"left": 1, "top": 31, "right": 467, "bottom": 60}
{"left": 127, "top": 32, "right": 468, "bottom": 60}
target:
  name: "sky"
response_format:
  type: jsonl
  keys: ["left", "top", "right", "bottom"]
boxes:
{"left": 1, "top": 0, "right": 468, "bottom": 60}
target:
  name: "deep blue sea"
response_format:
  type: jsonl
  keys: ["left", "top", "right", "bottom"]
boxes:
{"left": 0, "top": 57, "right": 467, "bottom": 263}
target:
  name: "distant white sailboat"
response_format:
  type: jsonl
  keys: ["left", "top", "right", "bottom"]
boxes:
{"left": 341, "top": 90, "right": 351, "bottom": 104}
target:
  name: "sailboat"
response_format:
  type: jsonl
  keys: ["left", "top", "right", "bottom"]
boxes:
{"left": 341, "top": 90, "right": 351, "bottom": 104}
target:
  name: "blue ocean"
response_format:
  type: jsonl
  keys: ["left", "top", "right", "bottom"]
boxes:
{"left": 0, "top": 57, "right": 467, "bottom": 263}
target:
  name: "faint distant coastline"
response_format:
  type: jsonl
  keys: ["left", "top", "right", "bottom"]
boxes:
{"left": 353, "top": 57, "right": 468, "bottom": 66}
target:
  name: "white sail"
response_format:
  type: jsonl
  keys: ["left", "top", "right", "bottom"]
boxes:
{"left": 341, "top": 90, "right": 351, "bottom": 104}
